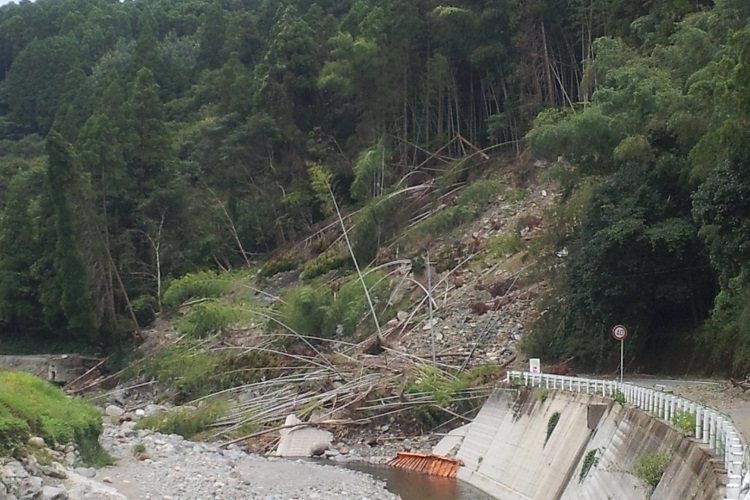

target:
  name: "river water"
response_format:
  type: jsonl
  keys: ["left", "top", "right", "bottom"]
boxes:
{"left": 341, "top": 462, "right": 497, "bottom": 500}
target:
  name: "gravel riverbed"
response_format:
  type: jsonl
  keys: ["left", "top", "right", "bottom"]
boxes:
{"left": 1, "top": 411, "right": 403, "bottom": 500}
{"left": 66, "top": 419, "right": 402, "bottom": 500}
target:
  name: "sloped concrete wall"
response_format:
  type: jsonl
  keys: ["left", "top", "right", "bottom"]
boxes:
{"left": 443, "top": 388, "right": 724, "bottom": 500}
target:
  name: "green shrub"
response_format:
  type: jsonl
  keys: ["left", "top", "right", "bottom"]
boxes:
{"left": 136, "top": 403, "right": 228, "bottom": 439}
{"left": 352, "top": 193, "right": 408, "bottom": 264}
{"left": 0, "top": 372, "right": 111, "bottom": 465}
{"left": 163, "top": 271, "right": 232, "bottom": 307}
{"left": 613, "top": 390, "right": 626, "bottom": 405}
{"left": 258, "top": 252, "right": 298, "bottom": 278}
{"left": 545, "top": 411, "right": 561, "bottom": 445}
{"left": 301, "top": 247, "right": 351, "bottom": 280}
{"left": 141, "top": 343, "right": 221, "bottom": 400}
{"left": 176, "top": 300, "right": 239, "bottom": 338}
{"left": 131, "top": 294, "right": 157, "bottom": 326}
{"left": 535, "top": 388, "right": 549, "bottom": 402}
{"left": 138, "top": 341, "right": 284, "bottom": 403}
{"left": 671, "top": 410, "right": 696, "bottom": 436}
{"left": 404, "top": 205, "right": 476, "bottom": 243}
{"left": 406, "top": 365, "right": 469, "bottom": 406}
{"left": 634, "top": 451, "right": 669, "bottom": 488}
{"left": 280, "top": 284, "right": 332, "bottom": 338}
{"left": 280, "top": 271, "right": 390, "bottom": 339}
{"left": 327, "top": 271, "right": 390, "bottom": 337}
{"left": 580, "top": 449, "right": 599, "bottom": 482}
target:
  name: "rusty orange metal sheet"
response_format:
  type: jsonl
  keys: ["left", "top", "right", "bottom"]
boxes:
{"left": 386, "top": 452, "right": 464, "bottom": 478}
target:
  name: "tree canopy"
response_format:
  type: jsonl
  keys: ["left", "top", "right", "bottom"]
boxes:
{"left": 0, "top": 0, "right": 748, "bottom": 374}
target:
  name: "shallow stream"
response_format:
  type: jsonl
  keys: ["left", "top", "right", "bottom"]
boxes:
{"left": 340, "top": 462, "right": 497, "bottom": 500}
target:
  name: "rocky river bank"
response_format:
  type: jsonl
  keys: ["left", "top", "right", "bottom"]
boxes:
{"left": 0, "top": 401, "right": 416, "bottom": 500}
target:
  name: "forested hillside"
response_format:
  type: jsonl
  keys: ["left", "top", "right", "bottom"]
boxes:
{"left": 0, "top": 0, "right": 748, "bottom": 374}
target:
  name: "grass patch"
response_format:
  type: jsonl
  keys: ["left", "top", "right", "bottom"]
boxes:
{"left": 486, "top": 232, "right": 526, "bottom": 259}
{"left": 457, "top": 179, "right": 507, "bottom": 208}
{"left": 0, "top": 371, "right": 112, "bottom": 465}
{"left": 135, "top": 402, "right": 228, "bottom": 439}
{"left": 634, "top": 451, "right": 669, "bottom": 488}
{"left": 404, "top": 205, "right": 477, "bottom": 243}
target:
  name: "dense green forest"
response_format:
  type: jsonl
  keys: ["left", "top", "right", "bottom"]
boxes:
{"left": 0, "top": 0, "right": 748, "bottom": 374}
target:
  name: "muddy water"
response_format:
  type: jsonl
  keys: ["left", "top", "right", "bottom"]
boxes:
{"left": 342, "top": 462, "right": 497, "bottom": 500}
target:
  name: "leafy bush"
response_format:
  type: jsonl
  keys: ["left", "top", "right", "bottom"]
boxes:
{"left": 163, "top": 271, "right": 232, "bottom": 307}
{"left": 258, "top": 252, "right": 299, "bottom": 278}
{"left": 138, "top": 342, "right": 284, "bottom": 403}
{"left": 671, "top": 410, "right": 696, "bottom": 436}
{"left": 280, "top": 285, "right": 332, "bottom": 338}
{"left": 301, "top": 247, "right": 351, "bottom": 280}
{"left": 176, "top": 300, "right": 240, "bottom": 338}
{"left": 352, "top": 193, "right": 409, "bottom": 264}
{"left": 613, "top": 390, "right": 626, "bottom": 405}
{"left": 535, "top": 388, "right": 549, "bottom": 402}
{"left": 634, "top": 451, "right": 669, "bottom": 488}
{"left": 580, "top": 449, "right": 599, "bottom": 482}
{"left": 131, "top": 294, "right": 158, "bottom": 326}
{"left": 404, "top": 205, "right": 476, "bottom": 243}
{"left": 545, "top": 411, "right": 561, "bottom": 445}
{"left": 280, "top": 271, "right": 390, "bottom": 339}
{"left": 350, "top": 142, "right": 391, "bottom": 202}
{"left": 0, "top": 372, "right": 111, "bottom": 465}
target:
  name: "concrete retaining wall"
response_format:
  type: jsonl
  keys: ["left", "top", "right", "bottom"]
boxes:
{"left": 0, "top": 354, "right": 98, "bottom": 383}
{"left": 440, "top": 387, "right": 725, "bottom": 499}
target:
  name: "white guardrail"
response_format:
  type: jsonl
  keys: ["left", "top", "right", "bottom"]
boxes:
{"left": 505, "top": 371, "right": 749, "bottom": 500}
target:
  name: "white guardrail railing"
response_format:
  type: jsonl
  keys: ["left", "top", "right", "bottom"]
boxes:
{"left": 505, "top": 371, "right": 749, "bottom": 500}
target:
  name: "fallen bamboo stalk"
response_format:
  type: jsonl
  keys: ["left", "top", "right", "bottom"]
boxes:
{"left": 65, "top": 357, "right": 108, "bottom": 393}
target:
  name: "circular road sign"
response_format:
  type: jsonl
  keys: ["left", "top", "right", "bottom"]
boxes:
{"left": 612, "top": 324, "right": 628, "bottom": 341}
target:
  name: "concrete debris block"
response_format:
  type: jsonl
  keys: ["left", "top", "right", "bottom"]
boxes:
{"left": 28, "top": 436, "right": 46, "bottom": 448}
{"left": 432, "top": 424, "right": 470, "bottom": 457}
{"left": 41, "top": 485, "right": 66, "bottom": 500}
{"left": 279, "top": 414, "right": 302, "bottom": 438}
{"left": 275, "top": 417, "right": 333, "bottom": 457}
{"left": 105, "top": 405, "right": 125, "bottom": 419}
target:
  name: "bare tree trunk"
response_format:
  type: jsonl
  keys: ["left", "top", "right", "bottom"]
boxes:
{"left": 400, "top": 57, "right": 409, "bottom": 169}
{"left": 541, "top": 20, "right": 556, "bottom": 104}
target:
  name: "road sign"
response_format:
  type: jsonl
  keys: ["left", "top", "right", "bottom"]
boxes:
{"left": 529, "top": 358, "right": 541, "bottom": 374}
{"left": 612, "top": 324, "right": 628, "bottom": 341}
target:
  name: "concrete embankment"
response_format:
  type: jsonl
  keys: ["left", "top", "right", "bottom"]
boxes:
{"left": 0, "top": 354, "right": 99, "bottom": 383}
{"left": 436, "top": 388, "right": 725, "bottom": 499}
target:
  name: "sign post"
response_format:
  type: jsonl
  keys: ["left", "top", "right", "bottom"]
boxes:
{"left": 612, "top": 324, "right": 628, "bottom": 389}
